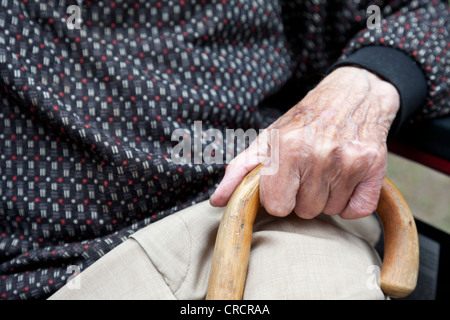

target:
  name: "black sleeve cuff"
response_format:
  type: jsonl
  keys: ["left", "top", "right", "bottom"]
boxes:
{"left": 328, "top": 46, "right": 428, "bottom": 139}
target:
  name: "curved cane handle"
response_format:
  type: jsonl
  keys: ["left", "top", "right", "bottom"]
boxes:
{"left": 206, "top": 165, "right": 419, "bottom": 299}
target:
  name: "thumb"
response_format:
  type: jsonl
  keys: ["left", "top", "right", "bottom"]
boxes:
{"left": 209, "top": 134, "right": 268, "bottom": 207}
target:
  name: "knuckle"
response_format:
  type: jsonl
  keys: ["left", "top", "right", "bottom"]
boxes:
{"left": 312, "top": 141, "right": 337, "bottom": 164}
{"left": 280, "top": 132, "right": 311, "bottom": 155}
{"left": 339, "top": 143, "right": 384, "bottom": 172}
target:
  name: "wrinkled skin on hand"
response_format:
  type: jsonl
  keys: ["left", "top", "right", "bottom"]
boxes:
{"left": 210, "top": 66, "right": 400, "bottom": 220}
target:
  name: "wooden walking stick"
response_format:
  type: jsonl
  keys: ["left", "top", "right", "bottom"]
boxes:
{"left": 206, "top": 164, "right": 419, "bottom": 299}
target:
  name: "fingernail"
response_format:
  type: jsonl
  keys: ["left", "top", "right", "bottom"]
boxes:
{"left": 210, "top": 192, "right": 219, "bottom": 207}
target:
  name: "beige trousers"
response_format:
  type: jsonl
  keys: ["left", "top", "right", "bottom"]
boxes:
{"left": 49, "top": 200, "right": 385, "bottom": 300}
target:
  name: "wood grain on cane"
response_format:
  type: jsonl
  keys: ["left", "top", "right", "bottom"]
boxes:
{"left": 206, "top": 165, "right": 419, "bottom": 299}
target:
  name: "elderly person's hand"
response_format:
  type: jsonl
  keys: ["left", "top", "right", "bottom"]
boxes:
{"left": 210, "top": 66, "right": 400, "bottom": 220}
